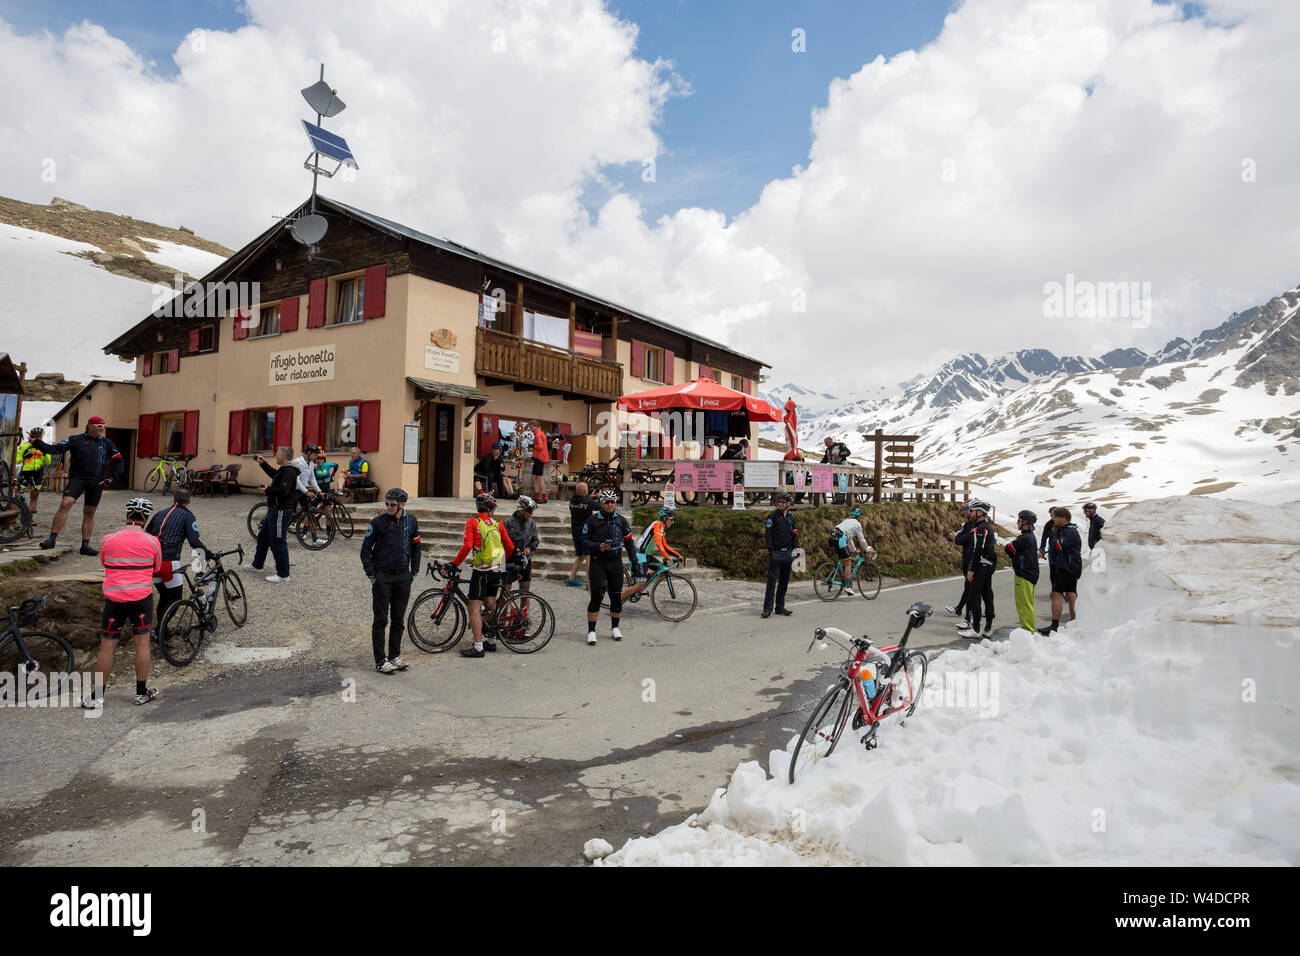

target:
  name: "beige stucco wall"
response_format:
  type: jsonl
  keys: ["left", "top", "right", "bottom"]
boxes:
{"left": 52, "top": 380, "right": 141, "bottom": 437}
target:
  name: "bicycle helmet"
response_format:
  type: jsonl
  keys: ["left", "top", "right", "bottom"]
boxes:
{"left": 304, "top": 444, "right": 320, "bottom": 454}
{"left": 968, "top": 499, "right": 991, "bottom": 514}
{"left": 777, "top": 491, "right": 793, "bottom": 503}
{"left": 849, "top": 508, "right": 863, "bottom": 518}
{"left": 475, "top": 492, "right": 496, "bottom": 513}
{"left": 1082, "top": 502, "right": 1097, "bottom": 511}
{"left": 598, "top": 489, "right": 618, "bottom": 503}
{"left": 28, "top": 426, "right": 44, "bottom": 437}
{"left": 657, "top": 507, "right": 676, "bottom": 520}
{"left": 1017, "top": 509, "right": 1037, "bottom": 525}
{"left": 384, "top": 487, "right": 409, "bottom": 503}
{"left": 125, "top": 497, "right": 155, "bottom": 522}
{"left": 516, "top": 494, "right": 537, "bottom": 512}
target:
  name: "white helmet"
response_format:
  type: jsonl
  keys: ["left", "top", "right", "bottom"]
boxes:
{"left": 126, "top": 497, "right": 155, "bottom": 521}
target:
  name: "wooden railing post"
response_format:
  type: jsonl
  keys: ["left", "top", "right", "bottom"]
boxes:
{"left": 873, "top": 428, "right": 883, "bottom": 503}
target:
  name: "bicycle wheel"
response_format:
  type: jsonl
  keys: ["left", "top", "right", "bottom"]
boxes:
{"left": 159, "top": 600, "right": 207, "bottom": 666}
{"left": 247, "top": 501, "right": 267, "bottom": 540}
{"left": 896, "top": 650, "right": 928, "bottom": 722}
{"left": 177, "top": 468, "right": 192, "bottom": 492}
{"left": 145, "top": 466, "right": 162, "bottom": 493}
{"left": 493, "top": 590, "right": 555, "bottom": 653}
{"left": 650, "top": 571, "right": 697, "bottom": 622}
{"left": 0, "top": 494, "right": 31, "bottom": 544}
{"left": 295, "top": 507, "right": 336, "bottom": 550}
{"left": 222, "top": 570, "right": 248, "bottom": 627}
{"left": 855, "top": 559, "right": 882, "bottom": 600}
{"left": 406, "top": 588, "right": 468, "bottom": 652}
{"left": 331, "top": 501, "right": 354, "bottom": 538}
{"left": 788, "top": 678, "right": 854, "bottom": 784}
{"left": 0, "top": 630, "right": 74, "bottom": 700}
{"left": 813, "top": 561, "right": 845, "bottom": 602}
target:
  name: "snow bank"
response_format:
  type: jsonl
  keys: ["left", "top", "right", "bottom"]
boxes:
{"left": 596, "top": 497, "right": 1300, "bottom": 866}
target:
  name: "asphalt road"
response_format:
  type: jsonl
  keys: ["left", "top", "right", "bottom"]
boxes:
{"left": 0, "top": 491, "right": 1046, "bottom": 865}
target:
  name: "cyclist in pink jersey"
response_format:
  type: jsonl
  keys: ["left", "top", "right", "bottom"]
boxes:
{"left": 83, "top": 497, "right": 164, "bottom": 709}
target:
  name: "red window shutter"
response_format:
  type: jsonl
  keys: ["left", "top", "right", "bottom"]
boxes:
{"left": 168, "top": 348, "right": 180, "bottom": 373}
{"left": 228, "top": 410, "right": 247, "bottom": 456}
{"left": 557, "top": 422, "right": 571, "bottom": 437}
{"left": 280, "top": 296, "right": 299, "bottom": 333}
{"left": 273, "top": 406, "right": 294, "bottom": 451}
{"left": 189, "top": 328, "right": 201, "bottom": 353}
{"left": 143, "top": 353, "right": 153, "bottom": 377}
{"left": 663, "top": 349, "right": 674, "bottom": 385}
{"left": 307, "top": 278, "right": 327, "bottom": 328}
{"left": 138, "top": 413, "right": 159, "bottom": 458}
{"left": 302, "top": 403, "right": 324, "bottom": 449}
{"left": 358, "top": 400, "right": 381, "bottom": 451}
{"left": 182, "top": 410, "right": 200, "bottom": 456}
{"left": 477, "top": 414, "right": 497, "bottom": 459}
{"left": 659, "top": 429, "right": 672, "bottom": 459}
{"left": 631, "top": 340, "right": 644, "bottom": 378}
{"left": 232, "top": 308, "right": 247, "bottom": 341}
{"left": 699, "top": 364, "right": 712, "bottom": 381}
{"left": 742, "top": 377, "right": 752, "bottom": 395}
{"left": 362, "top": 265, "right": 387, "bottom": 319}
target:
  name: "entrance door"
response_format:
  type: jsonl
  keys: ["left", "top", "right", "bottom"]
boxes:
{"left": 419, "top": 402, "right": 456, "bottom": 498}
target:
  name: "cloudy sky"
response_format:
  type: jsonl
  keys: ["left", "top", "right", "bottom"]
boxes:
{"left": 1, "top": 0, "right": 1297, "bottom": 394}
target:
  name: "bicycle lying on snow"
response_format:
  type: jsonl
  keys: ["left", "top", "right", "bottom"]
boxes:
{"left": 787, "top": 601, "right": 932, "bottom": 784}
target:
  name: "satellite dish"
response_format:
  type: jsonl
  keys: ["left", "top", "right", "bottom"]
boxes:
{"left": 301, "top": 80, "right": 346, "bottom": 118}
{"left": 289, "top": 214, "right": 328, "bottom": 245}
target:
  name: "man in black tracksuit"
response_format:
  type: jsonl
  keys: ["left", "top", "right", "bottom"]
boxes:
{"left": 1039, "top": 507, "right": 1084, "bottom": 634}
{"left": 949, "top": 504, "right": 976, "bottom": 624}
{"left": 1084, "top": 503, "right": 1105, "bottom": 550}
{"left": 580, "top": 492, "right": 641, "bottom": 645}
{"left": 960, "top": 504, "right": 997, "bottom": 638}
{"left": 33, "top": 417, "right": 125, "bottom": 555}
{"left": 361, "top": 487, "right": 422, "bottom": 673}
{"left": 762, "top": 492, "right": 799, "bottom": 618}
{"left": 145, "top": 489, "right": 212, "bottom": 623}
{"left": 502, "top": 498, "right": 540, "bottom": 591}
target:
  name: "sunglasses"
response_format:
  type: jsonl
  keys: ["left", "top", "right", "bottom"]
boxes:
{"left": 385, "top": 501, "right": 401, "bottom": 507}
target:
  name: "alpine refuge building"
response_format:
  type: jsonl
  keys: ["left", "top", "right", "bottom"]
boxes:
{"left": 99, "top": 196, "right": 768, "bottom": 496}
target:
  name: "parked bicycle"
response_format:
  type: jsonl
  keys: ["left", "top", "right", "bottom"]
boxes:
{"left": 316, "top": 487, "right": 354, "bottom": 539}
{"left": 0, "top": 595, "right": 74, "bottom": 700}
{"left": 246, "top": 497, "right": 337, "bottom": 550}
{"left": 406, "top": 561, "right": 555, "bottom": 654}
{"left": 813, "top": 547, "right": 882, "bottom": 601}
{"left": 0, "top": 484, "right": 33, "bottom": 544}
{"left": 157, "top": 546, "right": 248, "bottom": 666}
{"left": 787, "top": 602, "right": 932, "bottom": 784}
{"left": 600, "top": 557, "right": 698, "bottom": 622}
{"left": 144, "top": 454, "right": 196, "bottom": 493}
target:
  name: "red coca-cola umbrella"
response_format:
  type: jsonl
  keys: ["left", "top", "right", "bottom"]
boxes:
{"left": 617, "top": 377, "right": 782, "bottom": 420}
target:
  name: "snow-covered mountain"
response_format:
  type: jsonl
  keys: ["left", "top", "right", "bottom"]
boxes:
{"left": 0, "top": 195, "right": 231, "bottom": 380}
{"left": 763, "top": 282, "right": 1300, "bottom": 511}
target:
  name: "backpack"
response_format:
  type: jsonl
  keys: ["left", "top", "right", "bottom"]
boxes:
{"left": 471, "top": 517, "right": 506, "bottom": 568}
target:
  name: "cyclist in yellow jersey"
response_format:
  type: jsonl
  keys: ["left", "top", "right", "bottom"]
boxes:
{"left": 16, "top": 427, "right": 51, "bottom": 522}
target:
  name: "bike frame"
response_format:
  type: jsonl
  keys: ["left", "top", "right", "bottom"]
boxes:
{"left": 822, "top": 551, "right": 874, "bottom": 587}
{"left": 829, "top": 615, "right": 923, "bottom": 731}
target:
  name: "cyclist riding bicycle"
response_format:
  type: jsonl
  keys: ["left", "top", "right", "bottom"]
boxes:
{"left": 829, "top": 508, "right": 874, "bottom": 597}
{"left": 621, "top": 506, "right": 683, "bottom": 604}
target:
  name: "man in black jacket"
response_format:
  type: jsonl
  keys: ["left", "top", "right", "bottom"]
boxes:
{"left": 947, "top": 502, "right": 976, "bottom": 623}
{"left": 1039, "top": 507, "right": 1083, "bottom": 635}
{"left": 146, "top": 489, "right": 212, "bottom": 622}
{"left": 580, "top": 490, "right": 641, "bottom": 645}
{"left": 957, "top": 500, "right": 997, "bottom": 639}
{"left": 1083, "top": 503, "right": 1105, "bottom": 550}
{"left": 361, "top": 487, "right": 422, "bottom": 673}
{"left": 762, "top": 492, "right": 798, "bottom": 618}
{"left": 502, "top": 495, "right": 540, "bottom": 592}
{"left": 33, "top": 416, "right": 124, "bottom": 555}
{"left": 247, "top": 447, "right": 298, "bottom": 582}
{"left": 567, "top": 480, "right": 595, "bottom": 586}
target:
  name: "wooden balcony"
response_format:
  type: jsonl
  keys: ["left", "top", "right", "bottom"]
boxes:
{"left": 476, "top": 326, "right": 622, "bottom": 402}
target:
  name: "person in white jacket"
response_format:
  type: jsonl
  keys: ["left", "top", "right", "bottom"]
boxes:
{"left": 829, "top": 509, "right": 874, "bottom": 596}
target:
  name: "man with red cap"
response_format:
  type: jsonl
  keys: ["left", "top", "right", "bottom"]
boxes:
{"left": 30, "top": 416, "right": 125, "bottom": 555}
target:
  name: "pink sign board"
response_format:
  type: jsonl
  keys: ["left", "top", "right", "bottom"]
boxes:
{"left": 808, "top": 465, "right": 834, "bottom": 492}
{"left": 674, "top": 461, "right": 736, "bottom": 492}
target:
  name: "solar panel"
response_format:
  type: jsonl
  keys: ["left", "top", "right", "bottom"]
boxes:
{"left": 301, "top": 120, "right": 358, "bottom": 169}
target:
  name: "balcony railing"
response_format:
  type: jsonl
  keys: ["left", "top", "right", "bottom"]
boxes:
{"left": 476, "top": 326, "right": 622, "bottom": 401}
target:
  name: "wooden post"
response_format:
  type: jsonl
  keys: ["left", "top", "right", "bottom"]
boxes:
{"left": 873, "top": 428, "right": 883, "bottom": 503}
{"left": 515, "top": 282, "right": 524, "bottom": 337}
{"left": 608, "top": 314, "right": 619, "bottom": 362}
{"left": 568, "top": 301, "right": 576, "bottom": 353}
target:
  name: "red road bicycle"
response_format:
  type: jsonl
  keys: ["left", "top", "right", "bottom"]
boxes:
{"left": 405, "top": 561, "right": 555, "bottom": 654}
{"left": 788, "top": 601, "right": 932, "bottom": 783}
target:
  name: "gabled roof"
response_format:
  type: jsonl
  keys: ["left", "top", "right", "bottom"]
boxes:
{"left": 51, "top": 378, "right": 139, "bottom": 423}
{"left": 105, "top": 195, "right": 768, "bottom": 371}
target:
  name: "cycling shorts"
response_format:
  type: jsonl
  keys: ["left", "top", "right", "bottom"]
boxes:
{"left": 1049, "top": 566, "right": 1078, "bottom": 595}
{"left": 65, "top": 477, "right": 104, "bottom": 507}
{"left": 101, "top": 596, "right": 153, "bottom": 638}
{"left": 531, "top": 458, "right": 545, "bottom": 476}
{"left": 18, "top": 468, "right": 44, "bottom": 489}
{"left": 828, "top": 534, "right": 850, "bottom": 560}
{"left": 468, "top": 568, "right": 503, "bottom": 602}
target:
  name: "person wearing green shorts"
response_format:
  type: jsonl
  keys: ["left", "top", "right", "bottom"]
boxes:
{"left": 1003, "top": 510, "right": 1040, "bottom": 633}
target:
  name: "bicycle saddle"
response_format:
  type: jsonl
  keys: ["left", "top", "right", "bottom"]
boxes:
{"left": 907, "top": 601, "right": 933, "bottom": 621}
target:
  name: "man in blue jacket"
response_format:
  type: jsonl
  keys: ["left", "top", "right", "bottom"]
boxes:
{"left": 32, "top": 416, "right": 124, "bottom": 555}
{"left": 1039, "top": 507, "right": 1082, "bottom": 635}
{"left": 361, "top": 487, "right": 422, "bottom": 673}
{"left": 1083, "top": 502, "right": 1105, "bottom": 550}
{"left": 762, "top": 492, "right": 798, "bottom": 618}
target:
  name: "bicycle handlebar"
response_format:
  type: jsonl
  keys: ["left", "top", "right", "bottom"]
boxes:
{"left": 8, "top": 594, "right": 47, "bottom": 620}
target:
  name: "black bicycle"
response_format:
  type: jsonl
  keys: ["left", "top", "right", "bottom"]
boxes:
{"left": 157, "top": 546, "right": 248, "bottom": 666}
{"left": 0, "top": 595, "right": 74, "bottom": 700}
{"left": 406, "top": 561, "right": 555, "bottom": 654}
{"left": 0, "top": 484, "right": 33, "bottom": 544}
{"left": 246, "top": 498, "right": 337, "bottom": 550}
